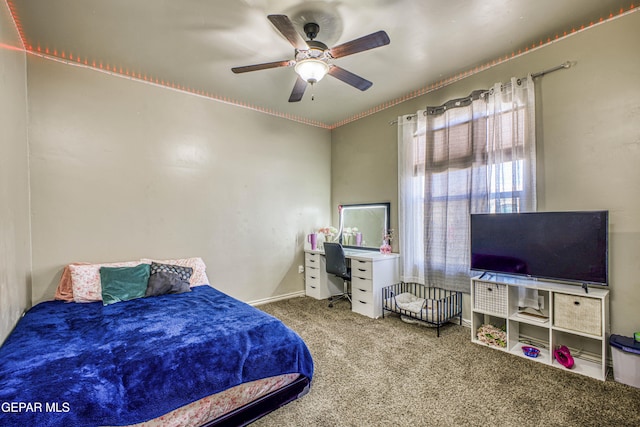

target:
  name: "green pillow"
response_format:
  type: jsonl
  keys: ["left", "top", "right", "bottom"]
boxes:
{"left": 100, "top": 264, "right": 151, "bottom": 306}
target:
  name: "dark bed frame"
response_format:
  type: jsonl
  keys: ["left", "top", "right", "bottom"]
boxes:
{"left": 204, "top": 375, "right": 311, "bottom": 427}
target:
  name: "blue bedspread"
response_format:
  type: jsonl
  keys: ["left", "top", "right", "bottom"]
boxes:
{"left": 0, "top": 285, "right": 313, "bottom": 426}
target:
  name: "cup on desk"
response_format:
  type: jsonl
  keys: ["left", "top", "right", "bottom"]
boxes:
{"left": 307, "top": 233, "right": 317, "bottom": 250}
{"left": 356, "top": 232, "right": 362, "bottom": 246}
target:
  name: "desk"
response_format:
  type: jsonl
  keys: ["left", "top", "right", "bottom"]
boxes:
{"left": 304, "top": 249, "right": 400, "bottom": 318}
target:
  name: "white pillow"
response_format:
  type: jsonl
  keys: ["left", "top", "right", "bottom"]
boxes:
{"left": 70, "top": 261, "right": 141, "bottom": 302}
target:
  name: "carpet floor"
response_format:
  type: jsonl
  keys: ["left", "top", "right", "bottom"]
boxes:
{"left": 254, "top": 296, "right": 640, "bottom": 427}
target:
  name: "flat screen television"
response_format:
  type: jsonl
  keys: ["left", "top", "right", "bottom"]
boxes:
{"left": 470, "top": 211, "right": 608, "bottom": 286}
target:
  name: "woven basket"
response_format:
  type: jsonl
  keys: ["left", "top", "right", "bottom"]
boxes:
{"left": 473, "top": 281, "right": 507, "bottom": 316}
{"left": 553, "top": 293, "right": 602, "bottom": 336}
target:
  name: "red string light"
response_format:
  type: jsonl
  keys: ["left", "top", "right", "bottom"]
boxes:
{"left": 5, "top": 0, "right": 636, "bottom": 130}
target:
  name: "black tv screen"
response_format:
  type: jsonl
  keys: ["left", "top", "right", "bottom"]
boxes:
{"left": 470, "top": 211, "right": 608, "bottom": 285}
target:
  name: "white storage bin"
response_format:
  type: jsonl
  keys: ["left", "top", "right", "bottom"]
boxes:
{"left": 473, "top": 281, "right": 507, "bottom": 316}
{"left": 554, "top": 293, "right": 602, "bottom": 336}
{"left": 610, "top": 334, "right": 640, "bottom": 388}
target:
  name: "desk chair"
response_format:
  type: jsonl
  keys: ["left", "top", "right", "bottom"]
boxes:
{"left": 324, "top": 243, "right": 352, "bottom": 308}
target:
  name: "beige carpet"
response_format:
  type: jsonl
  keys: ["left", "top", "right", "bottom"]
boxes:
{"left": 254, "top": 296, "right": 640, "bottom": 427}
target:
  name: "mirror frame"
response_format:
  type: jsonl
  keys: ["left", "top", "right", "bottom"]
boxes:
{"left": 338, "top": 202, "right": 391, "bottom": 251}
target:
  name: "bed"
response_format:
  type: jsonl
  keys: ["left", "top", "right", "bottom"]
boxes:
{"left": 0, "top": 281, "right": 313, "bottom": 426}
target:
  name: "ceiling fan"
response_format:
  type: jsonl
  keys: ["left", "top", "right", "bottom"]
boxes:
{"left": 231, "top": 14, "right": 390, "bottom": 102}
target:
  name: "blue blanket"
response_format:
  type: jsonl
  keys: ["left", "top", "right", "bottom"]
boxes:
{"left": 0, "top": 285, "right": 313, "bottom": 426}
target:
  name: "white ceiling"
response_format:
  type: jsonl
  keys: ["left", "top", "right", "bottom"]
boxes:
{"left": 9, "top": 0, "right": 635, "bottom": 127}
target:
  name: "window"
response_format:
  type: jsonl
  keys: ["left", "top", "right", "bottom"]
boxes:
{"left": 398, "top": 77, "right": 536, "bottom": 292}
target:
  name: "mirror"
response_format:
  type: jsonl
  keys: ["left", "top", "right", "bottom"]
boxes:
{"left": 338, "top": 203, "right": 391, "bottom": 251}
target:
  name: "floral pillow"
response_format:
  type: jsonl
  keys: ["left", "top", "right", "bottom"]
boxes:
{"left": 70, "top": 261, "right": 141, "bottom": 303}
{"left": 55, "top": 262, "right": 89, "bottom": 302}
{"left": 141, "top": 257, "right": 209, "bottom": 287}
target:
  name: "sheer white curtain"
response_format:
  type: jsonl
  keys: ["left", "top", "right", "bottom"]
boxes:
{"left": 486, "top": 76, "right": 537, "bottom": 213}
{"left": 397, "top": 76, "right": 536, "bottom": 292}
{"left": 423, "top": 92, "right": 489, "bottom": 292}
{"left": 397, "top": 111, "right": 426, "bottom": 283}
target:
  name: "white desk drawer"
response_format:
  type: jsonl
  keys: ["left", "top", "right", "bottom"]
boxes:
{"left": 305, "top": 252, "right": 320, "bottom": 266}
{"left": 352, "top": 287, "right": 373, "bottom": 305}
{"left": 305, "top": 269, "right": 320, "bottom": 285}
{"left": 352, "top": 276, "right": 372, "bottom": 292}
{"left": 305, "top": 271, "right": 321, "bottom": 298}
{"left": 352, "top": 289, "right": 375, "bottom": 317}
{"left": 351, "top": 260, "right": 372, "bottom": 279}
{"left": 306, "top": 284, "right": 321, "bottom": 299}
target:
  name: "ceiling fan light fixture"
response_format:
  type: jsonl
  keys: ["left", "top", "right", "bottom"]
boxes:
{"left": 233, "top": 15, "right": 389, "bottom": 102}
{"left": 295, "top": 58, "right": 329, "bottom": 84}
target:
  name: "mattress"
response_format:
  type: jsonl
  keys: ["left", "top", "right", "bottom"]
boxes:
{"left": 132, "top": 373, "right": 300, "bottom": 427}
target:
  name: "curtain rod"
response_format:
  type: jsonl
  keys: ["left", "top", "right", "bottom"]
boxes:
{"left": 389, "top": 61, "right": 573, "bottom": 125}
{"left": 531, "top": 61, "right": 572, "bottom": 78}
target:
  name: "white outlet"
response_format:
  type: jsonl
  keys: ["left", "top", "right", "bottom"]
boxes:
{"left": 298, "top": 265, "right": 304, "bottom": 274}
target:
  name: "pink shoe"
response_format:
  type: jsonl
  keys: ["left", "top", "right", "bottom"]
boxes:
{"left": 554, "top": 345, "right": 574, "bottom": 369}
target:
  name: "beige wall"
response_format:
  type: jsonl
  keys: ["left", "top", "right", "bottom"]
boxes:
{"left": 331, "top": 12, "right": 640, "bottom": 336}
{"left": 4, "top": 5, "right": 638, "bottom": 340}
{"left": 28, "top": 59, "right": 332, "bottom": 304}
{"left": 0, "top": 5, "right": 31, "bottom": 344}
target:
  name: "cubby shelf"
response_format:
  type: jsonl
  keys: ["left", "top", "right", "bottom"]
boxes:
{"left": 471, "top": 274, "right": 609, "bottom": 381}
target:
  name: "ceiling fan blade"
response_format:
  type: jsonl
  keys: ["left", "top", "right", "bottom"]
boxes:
{"left": 231, "top": 60, "right": 292, "bottom": 74}
{"left": 267, "top": 15, "right": 309, "bottom": 51}
{"left": 329, "top": 30, "right": 390, "bottom": 59}
{"left": 288, "top": 76, "right": 308, "bottom": 102}
{"left": 328, "top": 66, "right": 373, "bottom": 91}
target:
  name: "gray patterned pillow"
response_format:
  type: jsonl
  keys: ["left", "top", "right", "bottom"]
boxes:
{"left": 150, "top": 262, "right": 193, "bottom": 281}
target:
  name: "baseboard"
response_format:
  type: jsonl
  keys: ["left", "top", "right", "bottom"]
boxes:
{"left": 248, "top": 291, "right": 306, "bottom": 307}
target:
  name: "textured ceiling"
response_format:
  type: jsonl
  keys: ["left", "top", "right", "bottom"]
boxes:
{"left": 6, "top": 0, "right": 636, "bottom": 128}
